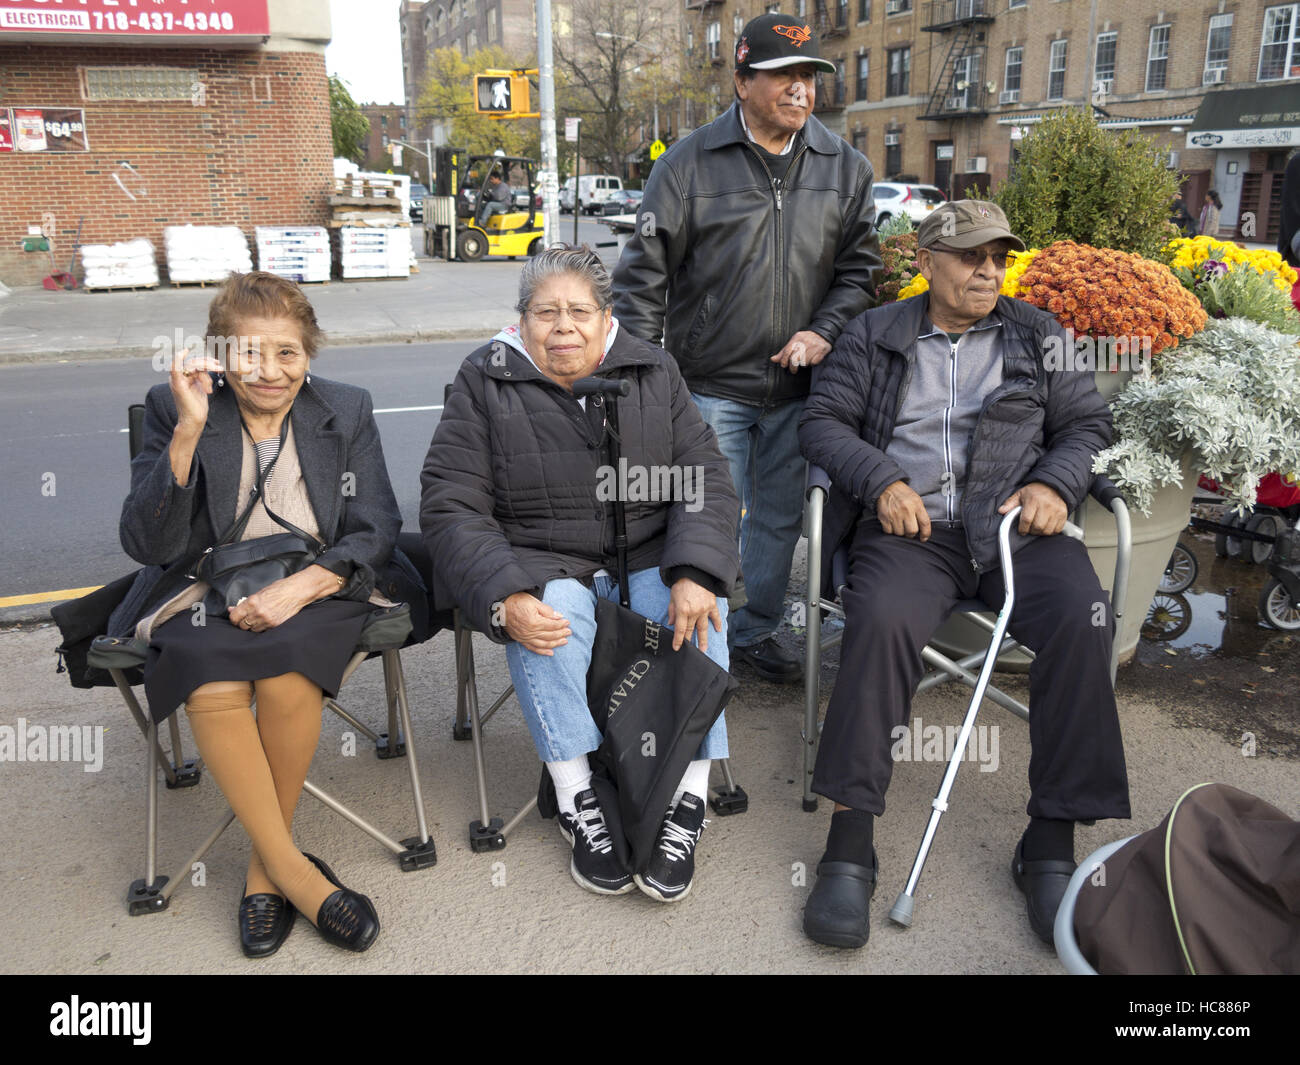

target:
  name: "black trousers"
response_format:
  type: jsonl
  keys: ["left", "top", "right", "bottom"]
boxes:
{"left": 812, "top": 519, "right": 1131, "bottom": 822}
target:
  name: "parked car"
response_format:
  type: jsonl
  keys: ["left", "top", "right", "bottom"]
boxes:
{"left": 409, "top": 182, "right": 428, "bottom": 222}
{"left": 601, "top": 189, "right": 643, "bottom": 216}
{"left": 873, "top": 182, "right": 947, "bottom": 225}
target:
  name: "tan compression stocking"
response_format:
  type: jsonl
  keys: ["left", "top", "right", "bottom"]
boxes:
{"left": 244, "top": 672, "right": 325, "bottom": 898}
{"left": 184, "top": 682, "right": 335, "bottom": 923}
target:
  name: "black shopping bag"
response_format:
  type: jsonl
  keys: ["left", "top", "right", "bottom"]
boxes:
{"left": 540, "top": 597, "right": 738, "bottom": 874}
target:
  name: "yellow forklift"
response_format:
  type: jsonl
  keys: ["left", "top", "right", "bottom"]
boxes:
{"left": 425, "top": 149, "right": 544, "bottom": 262}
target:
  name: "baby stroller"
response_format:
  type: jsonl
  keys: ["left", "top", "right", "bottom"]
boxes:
{"left": 1163, "top": 472, "right": 1300, "bottom": 629}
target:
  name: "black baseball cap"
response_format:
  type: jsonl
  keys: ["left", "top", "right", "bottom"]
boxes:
{"left": 735, "top": 14, "right": 836, "bottom": 74}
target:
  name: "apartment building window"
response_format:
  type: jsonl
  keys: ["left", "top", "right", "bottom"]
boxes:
{"left": 852, "top": 129, "right": 866, "bottom": 154}
{"left": 796, "top": 0, "right": 806, "bottom": 17}
{"left": 837, "top": 0, "right": 849, "bottom": 28}
{"left": 1258, "top": 4, "right": 1300, "bottom": 80}
{"left": 858, "top": 0, "right": 871, "bottom": 22}
{"left": 886, "top": 46, "right": 911, "bottom": 96}
{"left": 835, "top": 58, "right": 847, "bottom": 104}
{"left": 734, "top": 13, "right": 743, "bottom": 35}
{"left": 468, "top": 27, "right": 477, "bottom": 52}
{"left": 1094, "top": 31, "right": 1116, "bottom": 86}
{"left": 885, "top": 136, "right": 901, "bottom": 177}
{"left": 1146, "top": 25, "right": 1170, "bottom": 90}
{"left": 436, "top": 6, "right": 446, "bottom": 36}
{"left": 82, "top": 67, "right": 198, "bottom": 100}
{"left": 887, "top": 0, "right": 912, "bottom": 11}
{"left": 708, "top": 21, "right": 721, "bottom": 61}
{"left": 856, "top": 52, "right": 870, "bottom": 101}
{"left": 1008, "top": 0, "right": 1025, "bottom": 7}
{"left": 1204, "top": 13, "right": 1232, "bottom": 80}
{"left": 400, "top": 113, "right": 407, "bottom": 129}
{"left": 1047, "top": 39, "right": 1068, "bottom": 99}
{"left": 1004, "top": 46, "right": 1023, "bottom": 97}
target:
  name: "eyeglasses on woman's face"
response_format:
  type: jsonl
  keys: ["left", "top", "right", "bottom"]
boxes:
{"left": 526, "top": 303, "right": 602, "bottom": 324}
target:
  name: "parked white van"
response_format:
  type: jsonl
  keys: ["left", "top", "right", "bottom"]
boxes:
{"left": 559, "top": 174, "right": 624, "bottom": 214}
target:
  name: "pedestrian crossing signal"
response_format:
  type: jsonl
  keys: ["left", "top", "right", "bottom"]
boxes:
{"left": 474, "top": 73, "right": 531, "bottom": 116}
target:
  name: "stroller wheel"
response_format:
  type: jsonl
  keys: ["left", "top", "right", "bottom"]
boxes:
{"left": 1258, "top": 579, "right": 1300, "bottom": 630}
{"left": 1245, "top": 513, "right": 1281, "bottom": 565}
{"left": 1215, "top": 513, "right": 1247, "bottom": 559}
{"left": 1159, "top": 542, "right": 1197, "bottom": 594}
{"left": 1143, "top": 593, "right": 1192, "bottom": 641}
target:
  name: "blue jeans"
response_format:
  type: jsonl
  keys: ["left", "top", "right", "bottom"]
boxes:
{"left": 690, "top": 393, "right": 805, "bottom": 647}
{"left": 505, "top": 568, "right": 730, "bottom": 763}
{"left": 476, "top": 200, "right": 509, "bottom": 227}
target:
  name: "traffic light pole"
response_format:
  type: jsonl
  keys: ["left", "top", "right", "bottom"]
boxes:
{"left": 536, "top": 0, "right": 560, "bottom": 248}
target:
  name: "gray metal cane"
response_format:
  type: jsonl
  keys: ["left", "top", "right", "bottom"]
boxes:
{"left": 888, "top": 507, "right": 1086, "bottom": 928}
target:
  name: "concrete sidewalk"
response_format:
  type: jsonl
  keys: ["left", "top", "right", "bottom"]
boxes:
{"left": 4, "top": 539, "right": 1296, "bottom": 975}
{"left": 0, "top": 259, "right": 525, "bottom": 364}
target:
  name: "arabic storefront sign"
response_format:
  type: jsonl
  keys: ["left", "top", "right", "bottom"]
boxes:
{"left": 2, "top": 108, "right": 89, "bottom": 152}
{"left": 1187, "top": 127, "right": 1300, "bottom": 149}
{"left": 0, "top": 1, "right": 270, "bottom": 37}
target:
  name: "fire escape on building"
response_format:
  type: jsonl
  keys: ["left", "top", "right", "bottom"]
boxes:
{"left": 920, "top": 0, "right": 994, "bottom": 120}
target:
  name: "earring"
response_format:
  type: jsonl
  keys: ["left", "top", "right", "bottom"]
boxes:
{"left": 305, "top": 373, "right": 312, "bottom": 384}
{"left": 216, "top": 374, "right": 225, "bottom": 388}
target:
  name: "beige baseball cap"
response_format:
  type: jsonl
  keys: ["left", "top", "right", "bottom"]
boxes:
{"left": 915, "top": 199, "right": 1026, "bottom": 251}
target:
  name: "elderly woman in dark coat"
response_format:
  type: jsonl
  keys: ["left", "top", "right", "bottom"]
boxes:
{"left": 420, "top": 245, "right": 739, "bottom": 904}
{"left": 110, "top": 271, "right": 404, "bottom": 956}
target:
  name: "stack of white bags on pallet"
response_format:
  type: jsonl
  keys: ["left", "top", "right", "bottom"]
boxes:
{"left": 255, "top": 226, "right": 331, "bottom": 283}
{"left": 79, "top": 238, "right": 160, "bottom": 289}
{"left": 164, "top": 225, "right": 252, "bottom": 284}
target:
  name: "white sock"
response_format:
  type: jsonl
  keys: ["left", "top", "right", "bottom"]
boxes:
{"left": 547, "top": 755, "right": 593, "bottom": 817}
{"left": 674, "top": 759, "right": 712, "bottom": 807}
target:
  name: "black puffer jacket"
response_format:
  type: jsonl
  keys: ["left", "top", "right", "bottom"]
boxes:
{"left": 798, "top": 294, "right": 1112, "bottom": 584}
{"left": 612, "top": 102, "right": 881, "bottom": 405}
{"left": 419, "top": 327, "right": 740, "bottom": 640}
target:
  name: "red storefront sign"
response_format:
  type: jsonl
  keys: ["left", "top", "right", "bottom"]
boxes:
{"left": 0, "top": 1, "right": 270, "bottom": 38}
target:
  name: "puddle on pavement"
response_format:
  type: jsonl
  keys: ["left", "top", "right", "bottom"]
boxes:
{"left": 1137, "top": 530, "right": 1297, "bottom": 662}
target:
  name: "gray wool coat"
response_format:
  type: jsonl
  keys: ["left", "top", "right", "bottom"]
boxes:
{"left": 107, "top": 375, "right": 403, "bottom": 636}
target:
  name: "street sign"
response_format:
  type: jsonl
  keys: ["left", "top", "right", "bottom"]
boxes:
{"left": 649, "top": 139, "right": 666, "bottom": 161}
{"left": 565, "top": 117, "right": 580, "bottom": 142}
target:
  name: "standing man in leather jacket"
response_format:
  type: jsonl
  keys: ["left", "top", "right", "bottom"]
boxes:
{"left": 613, "top": 13, "right": 881, "bottom": 683}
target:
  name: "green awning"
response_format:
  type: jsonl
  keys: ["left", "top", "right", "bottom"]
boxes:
{"left": 1187, "top": 85, "right": 1300, "bottom": 149}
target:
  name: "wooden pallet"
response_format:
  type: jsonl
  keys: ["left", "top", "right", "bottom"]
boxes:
{"left": 338, "top": 273, "right": 411, "bottom": 282}
{"left": 85, "top": 282, "right": 159, "bottom": 292}
{"left": 168, "top": 278, "right": 225, "bottom": 288}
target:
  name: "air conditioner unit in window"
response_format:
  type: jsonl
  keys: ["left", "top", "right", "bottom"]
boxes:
{"left": 885, "top": 0, "right": 904, "bottom": 14}
{"left": 1093, "top": 78, "right": 1113, "bottom": 97}
{"left": 998, "top": 89, "right": 1019, "bottom": 104}
{"left": 946, "top": 95, "right": 966, "bottom": 110}
{"left": 883, "top": 131, "right": 900, "bottom": 146}
{"left": 1203, "top": 67, "right": 1225, "bottom": 84}
{"left": 965, "top": 155, "right": 988, "bottom": 172}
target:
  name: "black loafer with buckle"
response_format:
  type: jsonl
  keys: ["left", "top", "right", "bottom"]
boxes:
{"left": 239, "top": 887, "right": 295, "bottom": 959}
{"left": 1011, "top": 835, "right": 1076, "bottom": 945}
{"left": 304, "top": 853, "right": 380, "bottom": 953}
{"left": 802, "top": 848, "right": 878, "bottom": 949}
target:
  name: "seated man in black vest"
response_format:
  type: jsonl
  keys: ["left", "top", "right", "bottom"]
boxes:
{"left": 797, "top": 201, "right": 1131, "bottom": 949}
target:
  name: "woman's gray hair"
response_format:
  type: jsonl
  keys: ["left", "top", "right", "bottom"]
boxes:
{"left": 515, "top": 244, "right": 613, "bottom": 315}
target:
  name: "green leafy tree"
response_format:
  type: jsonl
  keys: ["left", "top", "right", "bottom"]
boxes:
{"left": 329, "top": 75, "right": 370, "bottom": 164}
{"left": 992, "top": 108, "right": 1180, "bottom": 259}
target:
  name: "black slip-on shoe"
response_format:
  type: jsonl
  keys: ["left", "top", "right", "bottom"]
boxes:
{"left": 238, "top": 887, "right": 295, "bottom": 959}
{"left": 733, "top": 637, "right": 803, "bottom": 684}
{"left": 1011, "top": 835, "right": 1076, "bottom": 945}
{"left": 802, "top": 848, "right": 878, "bottom": 949}
{"left": 304, "top": 852, "right": 380, "bottom": 953}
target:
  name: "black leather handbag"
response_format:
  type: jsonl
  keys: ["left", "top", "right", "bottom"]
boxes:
{"left": 194, "top": 420, "right": 325, "bottom": 614}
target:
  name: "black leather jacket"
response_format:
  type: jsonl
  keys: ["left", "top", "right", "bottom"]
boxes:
{"left": 612, "top": 102, "right": 881, "bottom": 406}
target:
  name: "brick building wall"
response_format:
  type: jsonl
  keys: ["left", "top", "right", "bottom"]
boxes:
{"left": 0, "top": 44, "right": 333, "bottom": 287}
{"left": 361, "top": 102, "right": 409, "bottom": 169}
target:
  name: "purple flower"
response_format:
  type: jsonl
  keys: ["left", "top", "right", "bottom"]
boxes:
{"left": 1201, "top": 259, "right": 1228, "bottom": 278}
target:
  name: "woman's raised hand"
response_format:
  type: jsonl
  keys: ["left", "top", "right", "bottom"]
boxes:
{"left": 168, "top": 347, "right": 224, "bottom": 434}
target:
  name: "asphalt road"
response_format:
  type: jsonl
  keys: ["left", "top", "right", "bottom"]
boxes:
{"left": 0, "top": 341, "right": 474, "bottom": 611}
